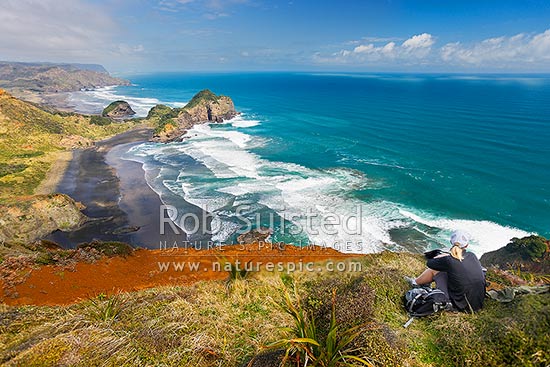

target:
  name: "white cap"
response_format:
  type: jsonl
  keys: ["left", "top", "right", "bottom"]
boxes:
{"left": 450, "top": 230, "right": 470, "bottom": 248}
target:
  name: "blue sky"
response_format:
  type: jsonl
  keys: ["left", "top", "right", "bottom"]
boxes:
{"left": 1, "top": 0, "right": 550, "bottom": 72}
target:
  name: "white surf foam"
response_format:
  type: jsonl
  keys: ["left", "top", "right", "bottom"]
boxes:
{"left": 399, "top": 209, "right": 533, "bottom": 256}
{"left": 170, "top": 124, "right": 404, "bottom": 252}
{"left": 69, "top": 86, "right": 187, "bottom": 117}
{"left": 124, "top": 119, "right": 534, "bottom": 256}
{"left": 229, "top": 115, "right": 261, "bottom": 128}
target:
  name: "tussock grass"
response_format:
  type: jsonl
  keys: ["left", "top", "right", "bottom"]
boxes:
{"left": 0, "top": 252, "right": 548, "bottom": 366}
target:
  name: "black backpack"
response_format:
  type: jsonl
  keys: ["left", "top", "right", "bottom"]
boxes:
{"left": 404, "top": 287, "right": 453, "bottom": 317}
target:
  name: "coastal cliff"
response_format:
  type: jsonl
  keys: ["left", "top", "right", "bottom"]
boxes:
{"left": 0, "top": 62, "right": 130, "bottom": 93}
{"left": 481, "top": 235, "right": 550, "bottom": 273}
{"left": 0, "top": 194, "right": 87, "bottom": 243}
{"left": 0, "top": 244, "right": 548, "bottom": 366}
{"left": 150, "top": 89, "right": 237, "bottom": 142}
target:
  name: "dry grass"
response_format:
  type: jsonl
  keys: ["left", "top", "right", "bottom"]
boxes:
{"left": 0, "top": 252, "right": 548, "bottom": 367}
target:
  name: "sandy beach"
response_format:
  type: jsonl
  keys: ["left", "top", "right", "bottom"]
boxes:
{"left": 46, "top": 127, "right": 189, "bottom": 249}
{"left": 34, "top": 150, "right": 73, "bottom": 195}
{"left": 9, "top": 89, "right": 77, "bottom": 113}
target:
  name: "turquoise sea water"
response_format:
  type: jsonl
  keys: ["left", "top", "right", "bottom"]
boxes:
{"left": 70, "top": 73, "right": 550, "bottom": 255}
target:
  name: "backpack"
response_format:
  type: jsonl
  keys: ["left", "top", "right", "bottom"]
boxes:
{"left": 404, "top": 287, "right": 453, "bottom": 317}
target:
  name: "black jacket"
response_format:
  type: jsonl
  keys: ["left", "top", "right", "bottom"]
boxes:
{"left": 427, "top": 252, "right": 486, "bottom": 311}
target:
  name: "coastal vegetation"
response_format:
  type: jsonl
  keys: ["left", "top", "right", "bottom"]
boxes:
{"left": 148, "top": 89, "right": 237, "bottom": 142}
{"left": 0, "top": 249, "right": 548, "bottom": 366}
{"left": 146, "top": 103, "right": 181, "bottom": 135}
{"left": 101, "top": 100, "right": 136, "bottom": 119}
{"left": 506, "top": 235, "right": 548, "bottom": 260}
{"left": 0, "top": 89, "right": 139, "bottom": 201}
{"left": 481, "top": 235, "right": 550, "bottom": 276}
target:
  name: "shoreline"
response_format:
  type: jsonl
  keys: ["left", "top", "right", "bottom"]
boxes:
{"left": 9, "top": 89, "right": 78, "bottom": 113}
{"left": 34, "top": 150, "right": 73, "bottom": 195}
{"left": 46, "top": 127, "right": 189, "bottom": 249}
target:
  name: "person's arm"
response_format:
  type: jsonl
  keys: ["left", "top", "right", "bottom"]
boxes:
{"left": 427, "top": 255, "right": 449, "bottom": 272}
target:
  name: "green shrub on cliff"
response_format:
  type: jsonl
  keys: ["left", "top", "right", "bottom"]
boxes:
{"left": 184, "top": 89, "right": 218, "bottom": 109}
{"left": 90, "top": 115, "right": 112, "bottom": 126}
{"left": 146, "top": 105, "right": 181, "bottom": 134}
{"left": 0, "top": 163, "right": 27, "bottom": 178}
{"left": 146, "top": 104, "right": 174, "bottom": 119}
{"left": 101, "top": 100, "right": 126, "bottom": 116}
{"left": 506, "top": 235, "right": 548, "bottom": 260}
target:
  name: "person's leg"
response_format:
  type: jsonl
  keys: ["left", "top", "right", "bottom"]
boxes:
{"left": 433, "top": 271, "right": 449, "bottom": 296}
{"left": 415, "top": 268, "right": 438, "bottom": 286}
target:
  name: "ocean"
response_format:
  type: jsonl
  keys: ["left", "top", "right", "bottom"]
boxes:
{"left": 69, "top": 72, "right": 550, "bottom": 255}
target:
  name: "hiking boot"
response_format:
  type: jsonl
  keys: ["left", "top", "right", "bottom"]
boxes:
{"left": 404, "top": 276, "right": 419, "bottom": 288}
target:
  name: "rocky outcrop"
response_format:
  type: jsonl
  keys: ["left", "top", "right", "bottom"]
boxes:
{"left": 102, "top": 101, "right": 136, "bottom": 119}
{"left": 237, "top": 227, "right": 273, "bottom": 244}
{"left": 0, "top": 194, "right": 88, "bottom": 243}
{"left": 481, "top": 235, "right": 550, "bottom": 274}
{"left": 151, "top": 89, "right": 238, "bottom": 143}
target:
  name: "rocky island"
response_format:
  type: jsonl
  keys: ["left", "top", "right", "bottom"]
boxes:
{"left": 102, "top": 100, "right": 136, "bottom": 119}
{"left": 149, "top": 89, "right": 238, "bottom": 142}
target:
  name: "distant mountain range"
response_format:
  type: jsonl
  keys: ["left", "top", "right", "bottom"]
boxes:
{"left": 0, "top": 61, "right": 130, "bottom": 93}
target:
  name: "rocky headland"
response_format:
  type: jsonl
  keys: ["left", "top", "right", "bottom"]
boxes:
{"left": 0, "top": 194, "right": 87, "bottom": 244}
{"left": 0, "top": 62, "right": 130, "bottom": 93}
{"left": 0, "top": 61, "right": 130, "bottom": 111}
{"left": 481, "top": 235, "right": 550, "bottom": 274}
{"left": 150, "top": 89, "right": 238, "bottom": 142}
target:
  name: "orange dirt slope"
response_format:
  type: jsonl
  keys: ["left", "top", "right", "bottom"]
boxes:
{"left": 2, "top": 244, "right": 355, "bottom": 306}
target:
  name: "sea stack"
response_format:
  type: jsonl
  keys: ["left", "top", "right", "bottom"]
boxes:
{"left": 102, "top": 100, "right": 136, "bottom": 119}
{"left": 150, "top": 89, "right": 237, "bottom": 143}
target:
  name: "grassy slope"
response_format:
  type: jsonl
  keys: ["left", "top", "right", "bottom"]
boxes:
{"left": 0, "top": 90, "right": 138, "bottom": 201}
{"left": 0, "top": 252, "right": 547, "bottom": 366}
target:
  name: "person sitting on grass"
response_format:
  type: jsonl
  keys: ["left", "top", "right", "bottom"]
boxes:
{"left": 406, "top": 230, "right": 486, "bottom": 312}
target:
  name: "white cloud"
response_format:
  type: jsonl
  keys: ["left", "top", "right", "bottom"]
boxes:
{"left": 402, "top": 33, "right": 435, "bottom": 50}
{"left": 0, "top": 0, "right": 117, "bottom": 62}
{"left": 353, "top": 44, "right": 375, "bottom": 54}
{"left": 315, "top": 33, "right": 435, "bottom": 64}
{"left": 440, "top": 29, "right": 550, "bottom": 67}
{"left": 315, "top": 29, "right": 550, "bottom": 70}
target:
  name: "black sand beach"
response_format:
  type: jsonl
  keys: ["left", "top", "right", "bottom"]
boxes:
{"left": 47, "top": 127, "right": 193, "bottom": 249}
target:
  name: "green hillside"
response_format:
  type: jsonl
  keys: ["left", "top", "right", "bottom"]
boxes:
{"left": 0, "top": 89, "right": 137, "bottom": 200}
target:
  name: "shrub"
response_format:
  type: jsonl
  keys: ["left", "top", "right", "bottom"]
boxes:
{"left": 303, "top": 275, "right": 375, "bottom": 333}
{"left": 506, "top": 235, "right": 548, "bottom": 260}
{"left": 185, "top": 89, "right": 219, "bottom": 109}
{"left": 267, "top": 286, "right": 371, "bottom": 367}
{"left": 76, "top": 240, "right": 133, "bottom": 257}
{"left": 87, "top": 293, "right": 124, "bottom": 322}
{"left": 0, "top": 163, "right": 27, "bottom": 177}
{"left": 102, "top": 100, "right": 127, "bottom": 116}
{"left": 90, "top": 115, "right": 112, "bottom": 126}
